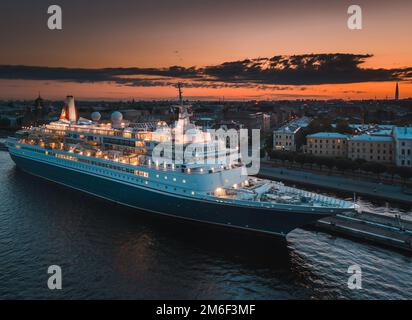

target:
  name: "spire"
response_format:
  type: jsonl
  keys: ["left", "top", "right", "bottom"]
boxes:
{"left": 395, "top": 82, "right": 399, "bottom": 100}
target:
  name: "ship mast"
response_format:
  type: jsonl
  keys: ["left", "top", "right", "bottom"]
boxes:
{"left": 177, "top": 83, "right": 189, "bottom": 120}
{"left": 174, "top": 83, "right": 194, "bottom": 143}
{"left": 178, "top": 82, "right": 183, "bottom": 106}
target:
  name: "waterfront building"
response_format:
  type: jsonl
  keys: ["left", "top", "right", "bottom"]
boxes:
{"left": 304, "top": 132, "right": 349, "bottom": 157}
{"left": 393, "top": 127, "right": 412, "bottom": 167}
{"left": 273, "top": 117, "right": 311, "bottom": 152}
{"left": 348, "top": 134, "right": 394, "bottom": 163}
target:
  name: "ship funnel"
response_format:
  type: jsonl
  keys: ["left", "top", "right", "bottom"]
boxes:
{"left": 59, "top": 95, "right": 79, "bottom": 123}
{"left": 66, "top": 96, "right": 78, "bottom": 122}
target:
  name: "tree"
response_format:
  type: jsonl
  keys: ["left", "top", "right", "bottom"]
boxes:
{"left": 305, "top": 117, "right": 333, "bottom": 134}
{"left": 324, "top": 157, "right": 336, "bottom": 173}
{"left": 294, "top": 154, "right": 307, "bottom": 168}
{"left": 0, "top": 118, "right": 11, "bottom": 128}
{"left": 396, "top": 167, "right": 412, "bottom": 184}
{"left": 363, "top": 162, "right": 386, "bottom": 178}
{"left": 335, "top": 158, "right": 354, "bottom": 173}
{"left": 316, "top": 157, "right": 335, "bottom": 172}
{"left": 305, "top": 154, "right": 316, "bottom": 169}
{"left": 263, "top": 133, "right": 273, "bottom": 151}
{"left": 354, "top": 158, "right": 367, "bottom": 172}
{"left": 269, "top": 150, "right": 288, "bottom": 165}
{"left": 260, "top": 148, "right": 266, "bottom": 159}
{"left": 282, "top": 152, "right": 296, "bottom": 165}
{"left": 386, "top": 165, "right": 398, "bottom": 181}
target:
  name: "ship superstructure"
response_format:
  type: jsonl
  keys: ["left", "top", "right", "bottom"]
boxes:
{"left": 7, "top": 87, "right": 359, "bottom": 236}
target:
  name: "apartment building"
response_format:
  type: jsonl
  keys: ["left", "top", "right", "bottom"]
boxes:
{"left": 348, "top": 134, "right": 394, "bottom": 163}
{"left": 393, "top": 127, "right": 412, "bottom": 167}
{"left": 304, "top": 132, "right": 349, "bottom": 157}
{"left": 273, "top": 117, "right": 311, "bottom": 152}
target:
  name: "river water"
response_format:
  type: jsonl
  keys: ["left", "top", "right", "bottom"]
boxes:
{"left": 0, "top": 150, "right": 411, "bottom": 299}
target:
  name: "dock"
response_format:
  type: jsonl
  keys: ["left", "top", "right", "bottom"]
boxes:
{"left": 259, "top": 164, "right": 412, "bottom": 205}
{"left": 258, "top": 164, "right": 412, "bottom": 253}
{"left": 312, "top": 211, "right": 412, "bottom": 253}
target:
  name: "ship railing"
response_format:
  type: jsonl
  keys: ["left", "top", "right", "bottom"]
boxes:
{"left": 268, "top": 183, "right": 351, "bottom": 208}
{"left": 204, "top": 194, "right": 351, "bottom": 211}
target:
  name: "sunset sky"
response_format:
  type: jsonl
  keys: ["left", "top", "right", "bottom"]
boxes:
{"left": 0, "top": 0, "right": 411, "bottom": 100}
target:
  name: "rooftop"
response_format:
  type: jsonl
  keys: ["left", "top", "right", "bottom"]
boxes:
{"left": 350, "top": 134, "right": 393, "bottom": 142}
{"left": 274, "top": 117, "right": 312, "bottom": 134}
{"left": 307, "top": 132, "right": 348, "bottom": 139}
{"left": 394, "top": 127, "right": 412, "bottom": 139}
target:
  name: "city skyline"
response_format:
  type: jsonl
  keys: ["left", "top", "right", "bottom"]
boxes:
{"left": 1, "top": 0, "right": 412, "bottom": 100}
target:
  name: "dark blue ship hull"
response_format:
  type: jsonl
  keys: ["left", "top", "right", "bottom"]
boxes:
{"left": 10, "top": 153, "right": 334, "bottom": 237}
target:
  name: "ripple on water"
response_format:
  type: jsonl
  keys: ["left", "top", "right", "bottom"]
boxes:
{"left": 0, "top": 151, "right": 411, "bottom": 299}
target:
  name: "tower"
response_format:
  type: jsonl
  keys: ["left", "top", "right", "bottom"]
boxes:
{"left": 395, "top": 82, "right": 399, "bottom": 100}
{"left": 34, "top": 93, "right": 44, "bottom": 117}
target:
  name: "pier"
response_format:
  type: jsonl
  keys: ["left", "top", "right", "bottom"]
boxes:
{"left": 258, "top": 163, "right": 412, "bottom": 253}
{"left": 311, "top": 211, "right": 412, "bottom": 253}
{"left": 259, "top": 163, "right": 412, "bottom": 205}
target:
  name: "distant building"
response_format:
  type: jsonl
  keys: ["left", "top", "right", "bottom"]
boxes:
{"left": 120, "top": 109, "right": 147, "bottom": 121}
{"left": 262, "top": 113, "right": 271, "bottom": 132}
{"left": 194, "top": 117, "right": 216, "bottom": 130}
{"left": 349, "top": 124, "right": 395, "bottom": 137}
{"left": 193, "top": 104, "right": 224, "bottom": 122}
{"left": 393, "top": 127, "right": 412, "bottom": 167}
{"left": 273, "top": 117, "right": 311, "bottom": 152}
{"left": 0, "top": 114, "right": 24, "bottom": 129}
{"left": 395, "top": 82, "right": 399, "bottom": 100}
{"left": 212, "top": 121, "right": 246, "bottom": 147}
{"left": 304, "top": 132, "right": 349, "bottom": 157}
{"left": 348, "top": 134, "right": 394, "bottom": 163}
{"left": 227, "top": 111, "right": 264, "bottom": 131}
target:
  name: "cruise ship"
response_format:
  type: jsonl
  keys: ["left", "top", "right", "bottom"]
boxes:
{"left": 6, "top": 86, "right": 359, "bottom": 237}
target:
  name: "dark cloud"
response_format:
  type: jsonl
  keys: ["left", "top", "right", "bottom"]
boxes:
{"left": 0, "top": 54, "right": 411, "bottom": 88}
{"left": 203, "top": 54, "right": 412, "bottom": 85}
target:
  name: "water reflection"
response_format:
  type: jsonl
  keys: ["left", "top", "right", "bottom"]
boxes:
{"left": 1, "top": 151, "right": 412, "bottom": 299}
